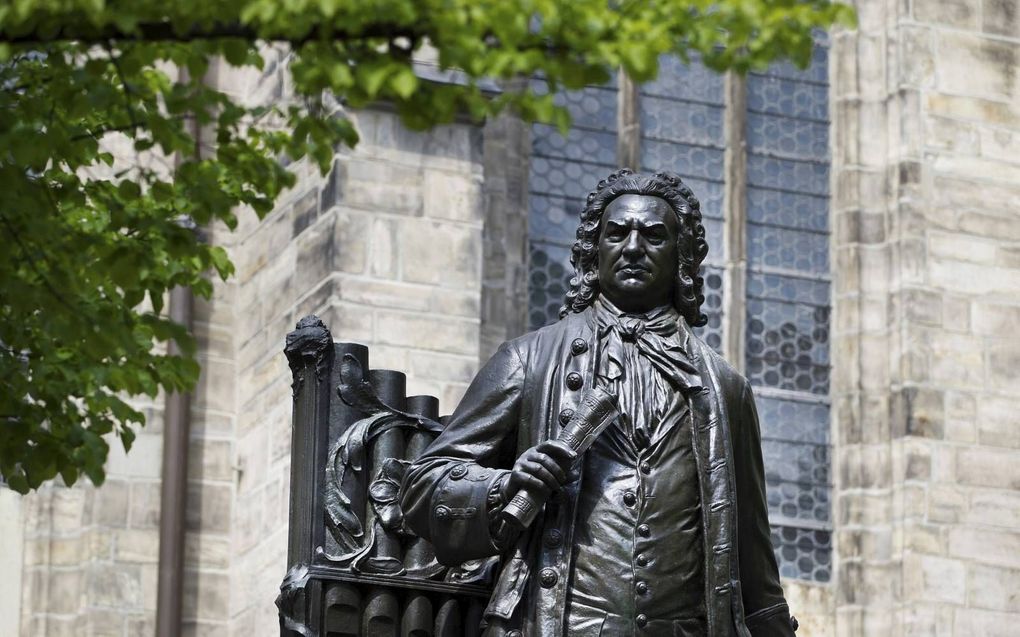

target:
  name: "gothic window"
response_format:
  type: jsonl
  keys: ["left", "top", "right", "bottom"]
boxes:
{"left": 639, "top": 56, "right": 726, "bottom": 352}
{"left": 528, "top": 81, "right": 617, "bottom": 328}
{"left": 526, "top": 42, "right": 832, "bottom": 583}
{"left": 746, "top": 41, "right": 832, "bottom": 583}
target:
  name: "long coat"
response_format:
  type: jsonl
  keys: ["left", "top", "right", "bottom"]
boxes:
{"left": 400, "top": 307, "right": 796, "bottom": 636}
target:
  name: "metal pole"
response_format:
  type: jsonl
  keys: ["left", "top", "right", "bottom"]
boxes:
{"left": 155, "top": 284, "right": 193, "bottom": 637}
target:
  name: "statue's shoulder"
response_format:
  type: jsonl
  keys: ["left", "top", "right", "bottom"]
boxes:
{"left": 503, "top": 310, "right": 591, "bottom": 361}
{"left": 688, "top": 330, "right": 751, "bottom": 396}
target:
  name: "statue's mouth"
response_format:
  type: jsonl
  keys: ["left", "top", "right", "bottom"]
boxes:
{"left": 618, "top": 265, "right": 650, "bottom": 276}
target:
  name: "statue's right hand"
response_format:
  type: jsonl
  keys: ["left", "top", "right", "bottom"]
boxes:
{"left": 505, "top": 440, "right": 577, "bottom": 500}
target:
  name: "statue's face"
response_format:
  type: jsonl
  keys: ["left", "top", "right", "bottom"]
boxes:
{"left": 597, "top": 194, "right": 679, "bottom": 313}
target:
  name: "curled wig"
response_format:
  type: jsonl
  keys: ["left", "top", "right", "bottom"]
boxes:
{"left": 559, "top": 169, "right": 710, "bottom": 327}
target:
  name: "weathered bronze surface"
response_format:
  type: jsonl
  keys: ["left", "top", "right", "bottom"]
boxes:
{"left": 400, "top": 170, "right": 797, "bottom": 636}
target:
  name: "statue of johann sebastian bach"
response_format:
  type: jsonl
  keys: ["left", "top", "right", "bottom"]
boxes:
{"left": 400, "top": 170, "right": 796, "bottom": 637}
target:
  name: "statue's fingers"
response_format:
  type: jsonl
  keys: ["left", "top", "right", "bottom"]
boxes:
{"left": 520, "top": 460, "right": 560, "bottom": 492}
{"left": 531, "top": 452, "right": 568, "bottom": 485}
{"left": 536, "top": 439, "right": 577, "bottom": 466}
{"left": 508, "top": 468, "right": 549, "bottom": 495}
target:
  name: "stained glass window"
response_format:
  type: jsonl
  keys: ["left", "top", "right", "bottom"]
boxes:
{"left": 528, "top": 81, "right": 618, "bottom": 329}
{"left": 745, "top": 38, "right": 832, "bottom": 582}
{"left": 640, "top": 55, "right": 726, "bottom": 353}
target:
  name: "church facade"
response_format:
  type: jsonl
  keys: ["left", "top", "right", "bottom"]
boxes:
{"left": 3, "top": 2, "right": 1020, "bottom": 635}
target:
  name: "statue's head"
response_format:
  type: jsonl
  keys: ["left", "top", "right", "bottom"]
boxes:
{"left": 561, "top": 169, "right": 709, "bottom": 326}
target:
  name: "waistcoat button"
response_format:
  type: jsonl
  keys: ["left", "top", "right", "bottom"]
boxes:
{"left": 539, "top": 568, "right": 558, "bottom": 588}
{"left": 636, "top": 614, "right": 648, "bottom": 627}
{"left": 507, "top": 632, "right": 522, "bottom": 637}
{"left": 637, "top": 524, "right": 650, "bottom": 537}
{"left": 636, "top": 553, "right": 648, "bottom": 567}
{"left": 623, "top": 491, "right": 637, "bottom": 506}
{"left": 544, "top": 529, "right": 563, "bottom": 548}
{"left": 559, "top": 408, "right": 575, "bottom": 425}
{"left": 570, "top": 338, "right": 588, "bottom": 355}
{"left": 636, "top": 581, "right": 648, "bottom": 595}
{"left": 640, "top": 461, "right": 651, "bottom": 474}
{"left": 566, "top": 372, "right": 583, "bottom": 390}
{"left": 449, "top": 464, "right": 468, "bottom": 479}
{"left": 434, "top": 505, "right": 450, "bottom": 521}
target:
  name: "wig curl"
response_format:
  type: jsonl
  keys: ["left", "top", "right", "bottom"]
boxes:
{"left": 559, "top": 169, "right": 710, "bottom": 327}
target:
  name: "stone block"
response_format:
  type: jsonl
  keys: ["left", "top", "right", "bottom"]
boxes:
{"left": 408, "top": 351, "right": 479, "bottom": 385}
{"left": 928, "top": 231, "right": 998, "bottom": 265}
{"left": 898, "top": 24, "right": 936, "bottom": 87}
{"left": 184, "top": 532, "right": 231, "bottom": 570}
{"left": 423, "top": 170, "right": 482, "bottom": 223}
{"left": 189, "top": 438, "right": 234, "bottom": 483}
{"left": 998, "top": 245, "right": 1020, "bottom": 269}
{"left": 94, "top": 479, "right": 129, "bottom": 528}
{"left": 936, "top": 31, "right": 1019, "bottom": 101}
{"left": 295, "top": 216, "right": 335, "bottom": 289}
{"left": 930, "top": 92, "right": 1020, "bottom": 129}
{"left": 929, "top": 260, "right": 1019, "bottom": 299}
{"left": 988, "top": 345, "right": 1020, "bottom": 389}
{"left": 334, "top": 209, "right": 369, "bottom": 274}
{"left": 977, "top": 395, "right": 1020, "bottom": 448}
{"left": 928, "top": 484, "right": 968, "bottom": 523}
{"left": 114, "top": 529, "right": 160, "bottom": 563}
{"left": 192, "top": 358, "right": 238, "bottom": 414}
{"left": 399, "top": 219, "right": 481, "bottom": 288}
{"left": 376, "top": 310, "right": 479, "bottom": 356}
{"left": 901, "top": 288, "right": 942, "bottom": 327}
{"left": 182, "top": 570, "right": 229, "bottom": 622}
{"left": 129, "top": 480, "right": 162, "bottom": 529}
{"left": 42, "top": 570, "right": 81, "bottom": 615}
{"left": 967, "top": 488, "right": 1020, "bottom": 528}
{"left": 949, "top": 526, "right": 1020, "bottom": 568}
{"left": 369, "top": 216, "right": 399, "bottom": 278}
{"left": 343, "top": 158, "right": 424, "bottom": 216}
{"left": 967, "top": 563, "right": 1020, "bottom": 611}
{"left": 84, "top": 562, "right": 142, "bottom": 608}
{"left": 339, "top": 276, "right": 434, "bottom": 313}
{"left": 953, "top": 608, "right": 1016, "bottom": 636}
{"left": 904, "top": 554, "right": 966, "bottom": 604}
{"left": 982, "top": 0, "right": 1020, "bottom": 38}
{"left": 957, "top": 445, "right": 1020, "bottom": 488}
{"left": 321, "top": 302, "right": 374, "bottom": 344}
{"left": 127, "top": 616, "right": 156, "bottom": 637}
{"left": 914, "top": 0, "right": 980, "bottom": 29}
{"left": 185, "top": 482, "right": 232, "bottom": 534}
{"left": 924, "top": 115, "right": 980, "bottom": 155}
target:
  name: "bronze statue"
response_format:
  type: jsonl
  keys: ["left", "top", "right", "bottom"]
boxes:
{"left": 400, "top": 170, "right": 796, "bottom": 636}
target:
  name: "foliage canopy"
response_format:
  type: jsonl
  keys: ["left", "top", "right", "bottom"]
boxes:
{"left": 0, "top": 0, "right": 853, "bottom": 493}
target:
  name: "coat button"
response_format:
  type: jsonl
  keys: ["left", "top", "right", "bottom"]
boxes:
{"left": 636, "top": 554, "right": 648, "bottom": 566}
{"left": 566, "top": 372, "right": 583, "bottom": 390}
{"left": 559, "top": 408, "right": 575, "bottom": 425}
{"left": 640, "top": 461, "right": 651, "bottom": 474}
{"left": 623, "top": 491, "right": 637, "bottom": 506}
{"left": 637, "top": 524, "right": 650, "bottom": 537}
{"left": 544, "top": 529, "right": 563, "bottom": 548}
{"left": 434, "top": 505, "right": 450, "bottom": 521}
{"left": 507, "top": 631, "right": 523, "bottom": 637}
{"left": 636, "top": 614, "right": 648, "bottom": 627}
{"left": 449, "top": 464, "right": 468, "bottom": 479}
{"left": 636, "top": 581, "right": 648, "bottom": 595}
{"left": 539, "top": 568, "right": 558, "bottom": 588}
{"left": 570, "top": 339, "right": 588, "bottom": 355}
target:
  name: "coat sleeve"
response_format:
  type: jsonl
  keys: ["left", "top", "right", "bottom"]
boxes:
{"left": 399, "top": 341, "right": 525, "bottom": 566}
{"left": 734, "top": 380, "right": 798, "bottom": 636}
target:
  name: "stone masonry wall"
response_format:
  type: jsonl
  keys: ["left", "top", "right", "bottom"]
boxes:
{"left": 218, "top": 57, "right": 487, "bottom": 635}
{"left": 830, "top": 0, "right": 1020, "bottom": 634}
